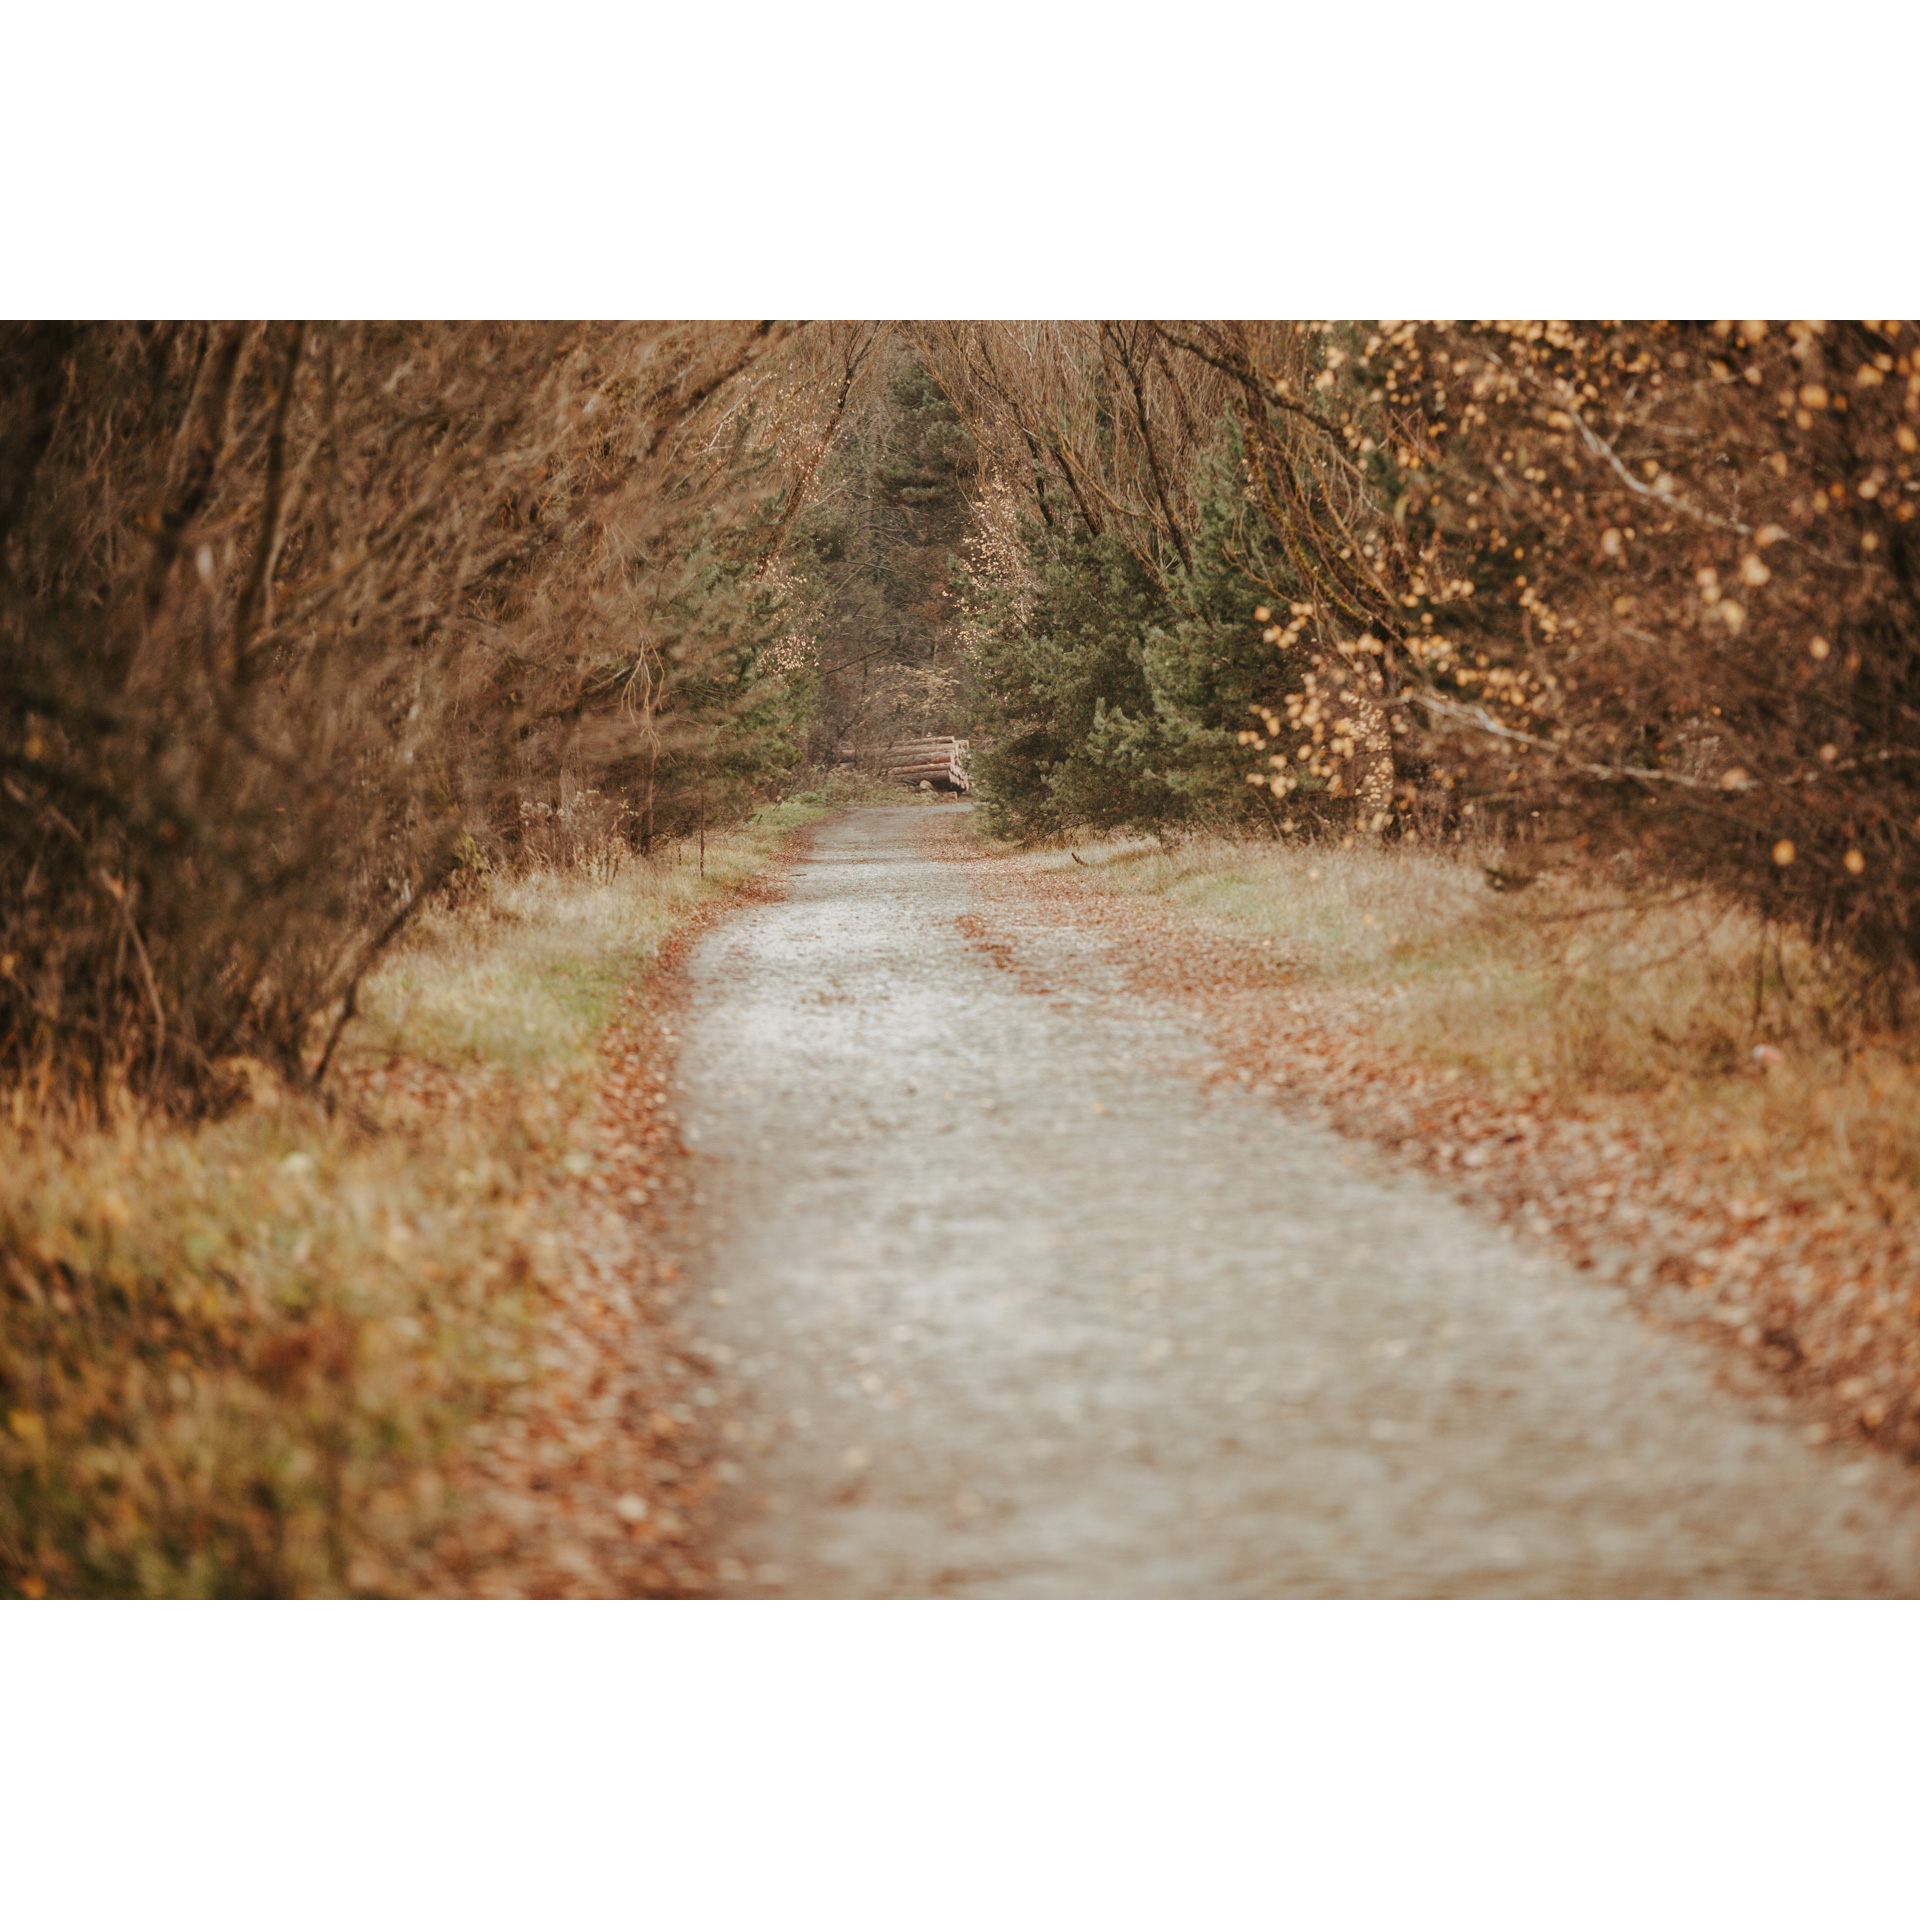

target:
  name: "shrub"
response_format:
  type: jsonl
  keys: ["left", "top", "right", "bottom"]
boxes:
{"left": 965, "top": 433, "right": 1325, "bottom": 840}
{"left": 1343, "top": 321, "right": 1920, "bottom": 1004}
{"left": 0, "top": 321, "right": 798, "bottom": 1110}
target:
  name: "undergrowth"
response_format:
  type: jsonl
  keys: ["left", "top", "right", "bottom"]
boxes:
{"left": 0, "top": 803, "right": 826, "bottom": 1598}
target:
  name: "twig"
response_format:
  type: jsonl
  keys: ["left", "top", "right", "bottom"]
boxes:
{"left": 1527, "top": 889, "right": 1713, "bottom": 923}
{"left": 1403, "top": 690, "right": 1725, "bottom": 791}
{"left": 1565, "top": 406, "right": 1750, "bottom": 537}
{"left": 311, "top": 886, "right": 434, "bottom": 1092}
{"left": 96, "top": 872, "right": 166, "bottom": 1066}
{"left": 1405, "top": 687, "right": 1913, "bottom": 792}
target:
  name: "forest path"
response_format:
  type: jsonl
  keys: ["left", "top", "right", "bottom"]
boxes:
{"left": 673, "top": 806, "right": 1920, "bottom": 1595}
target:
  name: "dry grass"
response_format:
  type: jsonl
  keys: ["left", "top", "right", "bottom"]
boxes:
{"left": 1037, "top": 831, "right": 1920, "bottom": 1233}
{"left": 359, "top": 803, "right": 824, "bottom": 1079}
{"left": 0, "top": 803, "right": 826, "bottom": 1597}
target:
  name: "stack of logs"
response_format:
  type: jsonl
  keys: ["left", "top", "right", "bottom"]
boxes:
{"left": 870, "top": 737, "right": 971, "bottom": 793}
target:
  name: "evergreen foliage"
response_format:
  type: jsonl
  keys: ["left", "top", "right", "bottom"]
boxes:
{"left": 967, "top": 433, "right": 1314, "bottom": 840}
{"left": 969, "top": 526, "right": 1173, "bottom": 838}
{"left": 604, "top": 492, "right": 814, "bottom": 854}
{"left": 791, "top": 348, "right": 977, "bottom": 761}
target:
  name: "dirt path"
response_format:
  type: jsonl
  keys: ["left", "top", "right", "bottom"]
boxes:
{"left": 673, "top": 806, "right": 1920, "bottom": 1595}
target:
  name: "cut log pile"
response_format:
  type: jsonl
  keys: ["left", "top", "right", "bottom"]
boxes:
{"left": 847, "top": 737, "right": 971, "bottom": 792}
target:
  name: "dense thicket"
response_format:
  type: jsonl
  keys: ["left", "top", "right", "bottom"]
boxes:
{"left": 923, "top": 323, "right": 1394, "bottom": 836}
{"left": 0, "top": 321, "right": 810, "bottom": 1107}
{"left": 922, "top": 320, "right": 1920, "bottom": 997}
{"left": 962, "top": 436, "right": 1317, "bottom": 839}
{"left": 1346, "top": 322, "right": 1920, "bottom": 989}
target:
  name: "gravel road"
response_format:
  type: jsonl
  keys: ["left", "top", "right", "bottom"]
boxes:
{"left": 675, "top": 806, "right": 1920, "bottom": 1595}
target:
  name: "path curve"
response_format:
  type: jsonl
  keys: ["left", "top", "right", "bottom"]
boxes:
{"left": 673, "top": 806, "right": 1920, "bottom": 1595}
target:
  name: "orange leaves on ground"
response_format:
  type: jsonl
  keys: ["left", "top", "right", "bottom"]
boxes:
{"left": 950, "top": 833, "right": 1920, "bottom": 1464}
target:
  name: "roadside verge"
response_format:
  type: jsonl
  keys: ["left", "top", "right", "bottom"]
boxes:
{"left": 0, "top": 803, "right": 826, "bottom": 1597}
{"left": 936, "top": 824, "right": 1920, "bottom": 1468}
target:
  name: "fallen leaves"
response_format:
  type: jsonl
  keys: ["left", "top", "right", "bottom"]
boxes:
{"left": 411, "top": 825, "right": 822, "bottom": 1597}
{"left": 944, "top": 825, "right": 1920, "bottom": 1466}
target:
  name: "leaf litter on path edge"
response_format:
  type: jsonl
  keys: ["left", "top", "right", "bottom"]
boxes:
{"left": 928, "top": 819, "right": 1920, "bottom": 1473}
{"left": 413, "top": 834, "right": 824, "bottom": 1597}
